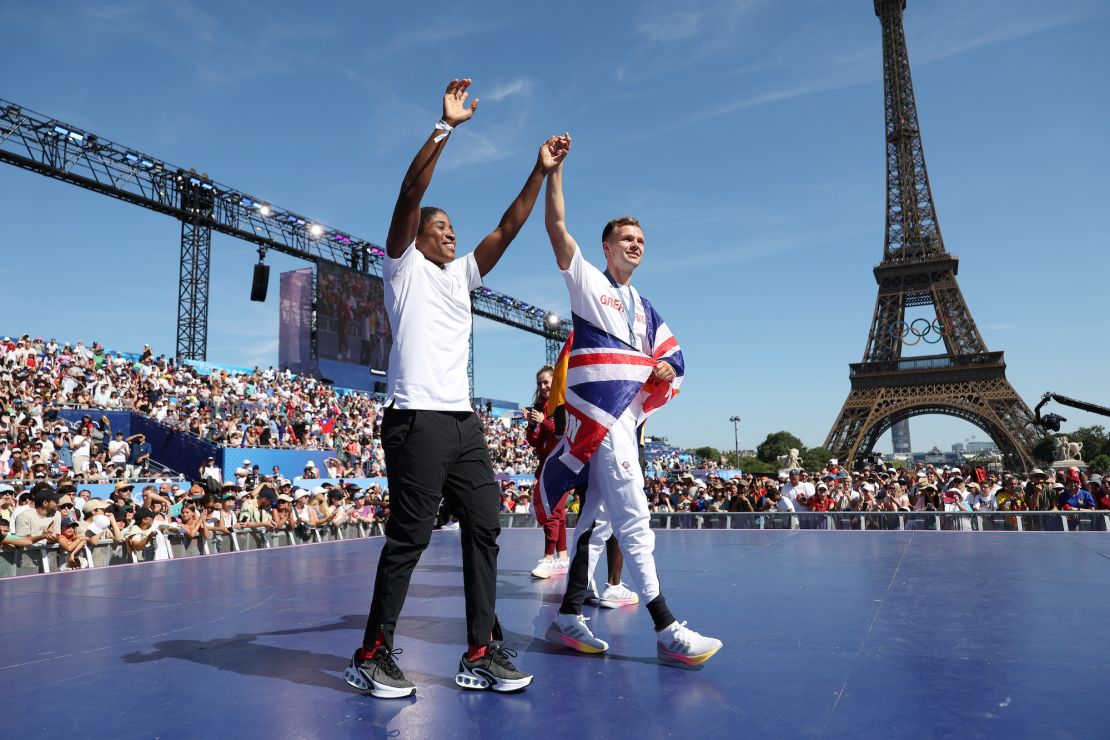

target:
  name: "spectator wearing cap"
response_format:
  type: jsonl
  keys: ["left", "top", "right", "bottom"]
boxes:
{"left": 968, "top": 482, "right": 995, "bottom": 512}
{"left": 199, "top": 457, "right": 222, "bottom": 492}
{"left": 302, "top": 460, "right": 319, "bottom": 480}
{"left": 1085, "top": 475, "right": 1105, "bottom": 509}
{"left": 0, "top": 484, "right": 15, "bottom": 522}
{"left": 781, "top": 469, "right": 814, "bottom": 518}
{"left": 122, "top": 507, "right": 171, "bottom": 560}
{"left": 269, "top": 494, "right": 291, "bottom": 531}
{"left": 125, "top": 433, "right": 151, "bottom": 480}
{"left": 913, "top": 482, "right": 939, "bottom": 511}
{"left": 994, "top": 476, "right": 1020, "bottom": 510}
{"left": 107, "top": 432, "right": 130, "bottom": 473}
{"left": 239, "top": 484, "right": 276, "bottom": 531}
{"left": 79, "top": 499, "right": 119, "bottom": 545}
{"left": 1058, "top": 473, "right": 1095, "bottom": 510}
{"left": 207, "top": 492, "right": 239, "bottom": 547}
{"left": 234, "top": 459, "right": 253, "bottom": 489}
{"left": 10, "top": 484, "right": 61, "bottom": 547}
{"left": 1025, "top": 469, "right": 1056, "bottom": 513}
{"left": 808, "top": 483, "right": 834, "bottom": 527}
{"left": 291, "top": 489, "right": 318, "bottom": 527}
{"left": 55, "top": 516, "right": 89, "bottom": 569}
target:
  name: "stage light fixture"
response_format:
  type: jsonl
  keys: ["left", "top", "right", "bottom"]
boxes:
{"left": 545, "top": 312, "right": 560, "bottom": 327}
{"left": 309, "top": 223, "right": 324, "bottom": 238}
{"left": 259, "top": 204, "right": 272, "bottom": 217}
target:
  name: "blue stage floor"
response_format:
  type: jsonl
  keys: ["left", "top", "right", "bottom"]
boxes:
{"left": 3, "top": 529, "right": 1109, "bottom": 739}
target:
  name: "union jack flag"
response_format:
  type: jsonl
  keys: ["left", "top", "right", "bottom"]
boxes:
{"left": 539, "top": 297, "right": 683, "bottom": 511}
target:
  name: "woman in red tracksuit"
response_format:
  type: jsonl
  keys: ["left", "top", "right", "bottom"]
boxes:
{"left": 525, "top": 365, "right": 569, "bottom": 578}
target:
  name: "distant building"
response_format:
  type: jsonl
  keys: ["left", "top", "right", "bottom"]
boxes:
{"left": 891, "top": 419, "right": 912, "bottom": 454}
{"left": 951, "top": 443, "right": 965, "bottom": 453}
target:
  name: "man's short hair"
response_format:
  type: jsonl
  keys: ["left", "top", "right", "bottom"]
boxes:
{"left": 602, "top": 216, "right": 642, "bottom": 242}
{"left": 418, "top": 206, "right": 447, "bottom": 235}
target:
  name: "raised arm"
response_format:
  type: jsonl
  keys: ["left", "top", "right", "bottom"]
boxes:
{"left": 543, "top": 135, "right": 578, "bottom": 271}
{"left": 385, "top": 79, "right": 479, "bottom": 258}
{"left": 473, "top": 135, "right": 568, "bottom": 276}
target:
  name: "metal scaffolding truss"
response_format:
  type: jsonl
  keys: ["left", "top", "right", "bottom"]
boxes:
{"left": 0, "top": 98, "right": 570, "bottom": 362}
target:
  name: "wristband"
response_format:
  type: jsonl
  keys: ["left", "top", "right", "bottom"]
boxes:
{"left": 433, "top": 119, "right": 454, "bottom": 143}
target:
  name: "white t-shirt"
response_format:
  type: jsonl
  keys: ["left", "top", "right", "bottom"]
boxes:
{"left": 383, "top": 241, "right": 482, "bottom": 411}
{"left": 562, "top": 247, "right": 648, "bottom": 354}
{"left": 108, "top": 440, "right": 129, "bottom": 464}
{"left": 781, "top": 481, "right": 815, "bottom": 513}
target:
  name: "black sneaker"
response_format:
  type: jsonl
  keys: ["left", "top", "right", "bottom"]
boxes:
{"left": 455, "top": 643, "right": 533, "bottom": 693}
{"left": 343, "top": 647, "right": 416, "bottom": 698}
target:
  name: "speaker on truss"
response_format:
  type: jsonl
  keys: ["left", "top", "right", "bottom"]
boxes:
{"left": 250, "top": 262, "right": 270, "bottom": 302}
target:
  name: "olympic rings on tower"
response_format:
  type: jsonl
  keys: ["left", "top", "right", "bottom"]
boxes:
{"left": 886, "top": 316, "right": 953, "bottom": 346}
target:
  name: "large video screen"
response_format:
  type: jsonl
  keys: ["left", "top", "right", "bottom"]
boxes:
{"left": 278, "top": 268, "right": 314, "bottom": 376}
{"left": 316, "top": 262, "right": 392, "bottom": 373}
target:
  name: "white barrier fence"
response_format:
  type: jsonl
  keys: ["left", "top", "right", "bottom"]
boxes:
{"left": 5, "top": 511, "right": 1107, "bottom": 578}
{"left": 1, "top": 521, "right": 385, "bottom": 578}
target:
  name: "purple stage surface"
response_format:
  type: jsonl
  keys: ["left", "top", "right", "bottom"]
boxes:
{"left": 3, "top": 529, "right": 1109, "bottom": 738}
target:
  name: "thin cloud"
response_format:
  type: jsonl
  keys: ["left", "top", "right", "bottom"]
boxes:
{"left": 484, "top": 78, "right": 532, "bottom": 103}
{"left": 630, "top": 6, "right": 1098, "bottom": 141}
{"left": 384, "top": 17, "right": 509, "bottom": 54}
{"left": 636, "top": 9, "right": 707, "bottom": 43}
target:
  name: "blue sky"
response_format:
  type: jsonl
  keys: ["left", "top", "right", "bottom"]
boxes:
{"left": 2, "top": 0, "right": 1108, "bottom": 454}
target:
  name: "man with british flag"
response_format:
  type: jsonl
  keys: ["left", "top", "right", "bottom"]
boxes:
{"left": 539, "top": 134, "right": 722, "bottom": 668}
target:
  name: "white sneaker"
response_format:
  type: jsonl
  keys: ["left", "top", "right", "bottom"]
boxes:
{"left": 531, "top": 559, "right": 554, "bottom": 579}
{"left": 549, "top": 558, "right": 569, "bottom": 575}
{"left": 545, "top": 612, "right": 609, "bottom": 654}
{"left": 599, "top": 582, "right": 639, "bottom": 608}
{"left": 442, "top": 520, "right": 460, "bottom": 531}
{"left": 656, "top": 621, "right": 723, "bottom": 667}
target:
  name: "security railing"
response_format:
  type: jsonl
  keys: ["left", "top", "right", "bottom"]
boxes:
{"left": 645, "top": 511, "right": 1110, "bottom": 532}
{"left": 497, "top": 510, "right": 1110, "bottom": 532}
{"left": 7, "top": 511, "right": 1107, "bottom": 579}
{"left": 0, "top": 521, "right": 385, "bottom": 578}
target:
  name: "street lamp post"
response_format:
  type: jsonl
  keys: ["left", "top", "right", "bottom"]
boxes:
{"left": 729, "top": 416, "right": 741, "bottom": 469}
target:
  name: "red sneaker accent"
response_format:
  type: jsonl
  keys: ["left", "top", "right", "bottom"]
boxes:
{"left": 360, "top": 633, "right": 387, "bottom": 660}
{"left": 466, "top": 644, "right": 488, "bottom": 660}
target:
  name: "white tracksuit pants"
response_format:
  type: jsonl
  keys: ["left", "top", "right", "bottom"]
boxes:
{"left": 572, "top": 411, "right": 660, "bottom": 602}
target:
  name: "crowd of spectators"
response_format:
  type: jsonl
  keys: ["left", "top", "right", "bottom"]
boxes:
{"left": 1, "top": 476, "right": 391, "bottom": 566}
{"left": 636, "top": 461, "right": 1110, "bottom": 527}
{"left": 1, "top": 334, "right": 538, "bottom": 483}
{"left": 5, "top": 333, "right": 1108, "bottom": 571}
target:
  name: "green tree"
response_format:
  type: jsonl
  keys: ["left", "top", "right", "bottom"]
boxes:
{"left": 801, "top": 446, "right": 834, "bottom": 471}
{"left": 693, "top": 447, "right": 721, "bottom": 466}
{"left": 737, "top": 456, "right": 775, "bottom": 474}
{"left": 1088, "top": 454, "right": 1110, "bottom": 474}
{"left": 1031, "top": 437, "right": 1056, "bottom": 465}
{"left": 757, "top": 431, "right": 805, "bottom": 465}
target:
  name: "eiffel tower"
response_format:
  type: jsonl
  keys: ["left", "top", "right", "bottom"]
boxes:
{"left": 824, "top": 0, "right": 1042, "bottom": 470}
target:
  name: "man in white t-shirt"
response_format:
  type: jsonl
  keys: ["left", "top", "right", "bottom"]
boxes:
{"left": 108, "top": 432, "right": 130, "bottom": 470}
{"left": 347, "top": 79, "right": 562, "bottom": 700}
{"left": 781, "top": 469, "right": 816, "bottom": 519}
{"left": 540, "top": 135, "right": 722, "bottom": 668}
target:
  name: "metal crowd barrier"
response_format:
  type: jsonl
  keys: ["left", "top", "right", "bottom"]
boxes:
{"left": 646, "top": 511, "right": 1110, "bottom": 532}
{"left": 6, "top": 511, "right": 1106, "bottom": 578}
{"left": 447, "top": 510, "right": 1110, "bottom": 532}
{"left": 1, "top": 520, "right": 387, "bottom": 578}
